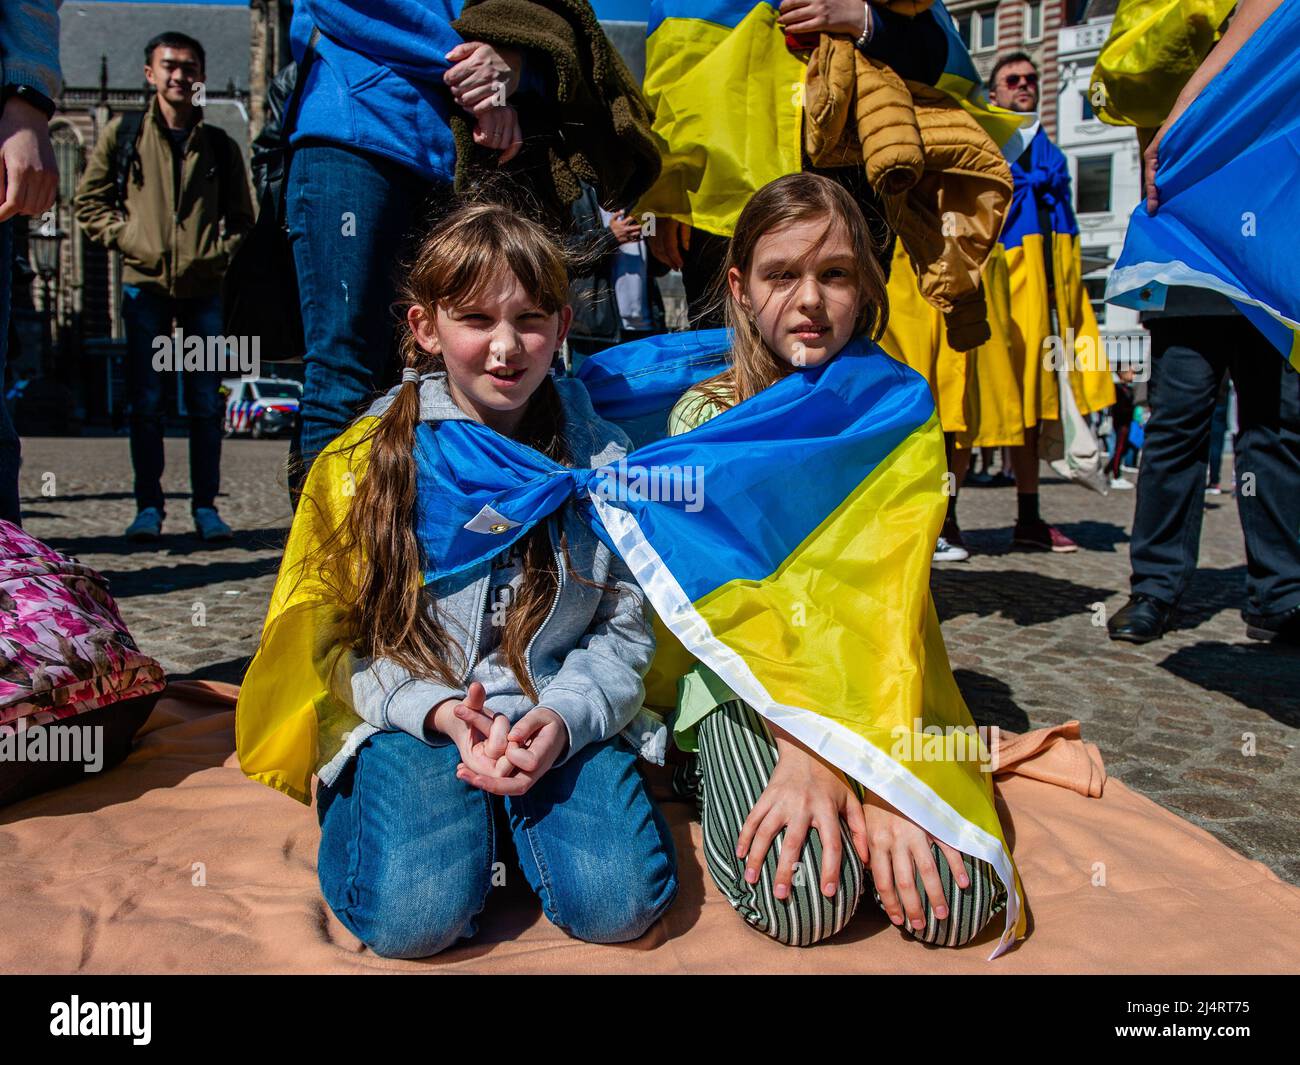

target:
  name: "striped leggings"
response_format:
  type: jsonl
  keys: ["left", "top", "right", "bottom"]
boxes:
{"left": 676, "top": 700, "right": 1007, "bottom": 948}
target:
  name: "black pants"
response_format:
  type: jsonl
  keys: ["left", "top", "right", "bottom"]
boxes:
{"left": 1129, "top": 315, "right": 1300, "bottom": 617}
{"left": 120, "top": 286, "right": 225, "bottom": 515}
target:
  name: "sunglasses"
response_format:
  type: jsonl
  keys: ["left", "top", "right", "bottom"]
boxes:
{"left": 1003, "top": 73, "right": 1039, "bottom": 89}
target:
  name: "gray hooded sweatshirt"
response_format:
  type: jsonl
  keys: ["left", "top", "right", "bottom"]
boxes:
{"left": 316, "top": 371, "right": 662, "bottom": 788}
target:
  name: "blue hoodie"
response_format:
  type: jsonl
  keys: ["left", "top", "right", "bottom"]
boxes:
{"left": 0, "top": 0, "right": 61, "bottom": 99}
{"left": 290, "top": 0, "right": 547, "bottom": 183}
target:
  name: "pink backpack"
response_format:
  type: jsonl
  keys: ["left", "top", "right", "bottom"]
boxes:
{"left": 0, "top": 520, "right": 166, "bottom": 733}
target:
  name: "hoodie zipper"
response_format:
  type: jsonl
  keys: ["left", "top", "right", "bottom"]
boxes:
{"left": 461, "top": 570, "right": 489, "bottom": 684}
{"left": 523, "top": 515, "right": 565, "bottom": 695}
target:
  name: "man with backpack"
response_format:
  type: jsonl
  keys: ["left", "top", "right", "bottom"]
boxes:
{"left": 74, "top": 31, "right": 253, "bottom": 543}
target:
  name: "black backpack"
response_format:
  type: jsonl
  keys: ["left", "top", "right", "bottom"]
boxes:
{"left": 112, "top": 110, "right": 145, "bottom": 208}
{"left": 111, "top": 108, "right": 239, "bottom": 210}
{"left": 222, "top": 28, "right": 319, "bottom": 364}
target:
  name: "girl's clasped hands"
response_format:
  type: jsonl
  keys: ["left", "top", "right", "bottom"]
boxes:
{"left": 433, "top": 682, "right": 568, "bottom": 796}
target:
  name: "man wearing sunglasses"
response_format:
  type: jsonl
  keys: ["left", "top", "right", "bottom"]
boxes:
{"left": 977, "top": 52, "right": 1116, "bottom": 556}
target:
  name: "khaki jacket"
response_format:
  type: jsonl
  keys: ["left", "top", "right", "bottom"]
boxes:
{"left": 73, "top": 99, "right": 254, "bottom": 299}
{"left": 804, "top": 37, "right": 1012, "bottom": 351}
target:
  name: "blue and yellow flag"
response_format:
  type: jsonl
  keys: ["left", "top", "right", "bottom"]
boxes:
{"left": 1001, "top": 128, "right": 1116, "bottom": 422}
{"left": 1105, "top": 0, "right": 1300, "bottom": 369}
{"left": 883, "top": 127, "right": 1114, "bottom": 441}
{"left": 237, "top": 329, "right": 1026, "bottom": 957}
{"left": 1090, "top": 0, "right": 1235, "bottom": 130}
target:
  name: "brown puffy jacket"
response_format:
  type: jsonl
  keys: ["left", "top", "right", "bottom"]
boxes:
{"left": 804, "top": 36, "right": 1012, "bottom": 351}
{"left": 73, "top": 99, "right": 254, "bottom": 300}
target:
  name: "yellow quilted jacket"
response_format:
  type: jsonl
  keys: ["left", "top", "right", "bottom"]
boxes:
{"left": 804, "top": 36, "right": 1012, "bottom": 352}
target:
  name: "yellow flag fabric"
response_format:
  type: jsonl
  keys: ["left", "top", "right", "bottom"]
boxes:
{"left": 235, "top": 417, "right": 380, "bottom": 804}
{"left": 880, "top": 240, "right": 1029, "bottom": 447}
{"left": 636, "top": 4, "right": 805, "bottom": 237}
{"left": 1090, "top": 0, "right": 1236, "bottom": 129}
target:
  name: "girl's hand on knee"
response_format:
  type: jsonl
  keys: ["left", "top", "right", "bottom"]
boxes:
{"left": 736, "top": 728, "right": 868, "bottom": 901}
{"left": 455, "top": 707, "right": 566, "bottom": 797}
{"left": 863, "top": 793, "right": 969, "bottom": 931}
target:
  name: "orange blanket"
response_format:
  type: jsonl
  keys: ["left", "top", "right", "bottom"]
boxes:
{"left": 1, "top": 681, "right": 1296, "bottom": 973}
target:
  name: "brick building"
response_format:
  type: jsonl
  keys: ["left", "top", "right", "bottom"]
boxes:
{"left": 945, "top": 0, "right": 1093, "bottom": 137}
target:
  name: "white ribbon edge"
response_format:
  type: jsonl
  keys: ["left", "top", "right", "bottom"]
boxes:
{"left": 1107, "top": 260, "right": 1300, "bottom": 333}
{"left": 590, "top": 493, "right": 1022, "bottom": 959}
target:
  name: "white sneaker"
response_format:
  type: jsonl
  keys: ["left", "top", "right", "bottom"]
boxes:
{"left": 1109, "top": 476, "right": 1134, "bottom": 490}
{"left": 1205, "top": 485, "right": 1223, "bottom": 495}
{"left": 933, "top": 536, "right": 970, "bottom": 563}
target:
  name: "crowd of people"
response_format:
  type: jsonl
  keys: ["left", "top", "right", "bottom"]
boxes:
{"left": 1, "top": 0, "right": 1295, "bottom": 961}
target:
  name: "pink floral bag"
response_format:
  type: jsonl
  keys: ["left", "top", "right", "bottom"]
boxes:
{"left": 0, "top": 520, "right": 166, "bottom": 733}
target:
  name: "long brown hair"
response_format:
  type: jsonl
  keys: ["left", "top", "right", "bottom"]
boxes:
{"left": 301, "top": 202, "right": 578, "bottom": 702}
{"left": 684, "top": 172, "right": 889, "bottom": 419}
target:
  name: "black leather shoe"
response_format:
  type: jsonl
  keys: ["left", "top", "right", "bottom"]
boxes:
{"left": 1108, "top": 594, "right": 1174, "bottom": 643}
{"left": 1242, "top": 604, "right": 1300, "bottom": 645}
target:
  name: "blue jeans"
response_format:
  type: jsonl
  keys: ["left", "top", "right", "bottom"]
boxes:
{"left": 120, "top": 285, "right": 224, "bottom": 515}
{"left": 0, "top": 220, "right": 20, "bottom": 524}
{"left": 316, "top": 730, "right": 679, "bottom": 959}
{"left": 285, "top": 142, "right": 451, "bottom": 495}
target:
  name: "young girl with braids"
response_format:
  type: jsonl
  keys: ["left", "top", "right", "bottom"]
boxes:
{"left": 667, "top": 172, "right": 1009, "bottom": 948}
{"left": 299, "top": 203, "right": 677, "bottom": 959}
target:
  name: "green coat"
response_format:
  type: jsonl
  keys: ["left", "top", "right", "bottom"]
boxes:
{"left": 73, "top": 99, "right": 254, "bottom": 300}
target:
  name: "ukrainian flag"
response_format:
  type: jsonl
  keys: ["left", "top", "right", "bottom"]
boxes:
{"left": 461, "top": 331, "right": 1023, "bottom": 956}
{"left": 589, "top": 332, "right": 1024, "bottom": 957}
{"left": 637, "top": 0, "right": 1026, "bottom": 238}
{"left": 237, "top": 330, "right": 1026, "bottom": 958}
{"left": 1105, "top": 0, "right": 1300, "bottom": 369}
{"left": 1003, "top": 129, "right": 1115, "bottom": 423}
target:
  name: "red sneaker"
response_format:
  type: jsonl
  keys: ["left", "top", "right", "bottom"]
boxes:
{"left": 1012, "top": 519, "right": 1078, "bottom": 553}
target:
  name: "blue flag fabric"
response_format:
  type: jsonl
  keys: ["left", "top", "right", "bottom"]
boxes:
{"left": 1105, "top": 0, "right": 1300, "bottom": 368}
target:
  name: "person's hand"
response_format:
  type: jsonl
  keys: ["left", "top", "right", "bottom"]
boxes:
{"left": 455, "top": 706, "right": 568, "bottom": 797}
{"left": 430, "top": 682, "right": 515, "bottom": 779}
{"left": 1142, "top": 93, "right": 1193, "bottom": 216}
{"left": 444, "top": 41, "right": 523, "bottom": 114}
{"left": 609, "top": 209, "right": 642, "bottom": 244}
{"left": 777, "top": 0, "right": 870, "bottom": 36}
{"left": 647, "top": 216, "right": 691, "bottom": 271}
{"left": 0, "top": 96, "right": 58, "bottom": 223}
{"left": 736, "top": 732, "right": 869, "bottom": 901}
{"left": 862, "top": 791, "right": 969, "bottom": 931}
{"left": 472, "top": 104, "right": 523, "bottom": 165}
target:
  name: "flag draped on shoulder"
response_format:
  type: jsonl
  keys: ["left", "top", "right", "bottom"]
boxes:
{"left": 236, "top": 330, "right": 1027, "bottom": 958}
{"left": 1003, "top": 128, "right": 1115, "bottom": 422}
{"left": 235, "top": 417, "right": 380, "bottom": 804}
{"left": 1104, "top": 0, "right": 1300, "bottom": 369}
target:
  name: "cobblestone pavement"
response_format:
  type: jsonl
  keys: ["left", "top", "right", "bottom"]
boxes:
{"left": 15, "top": 433, "right": 1300, "bottom": 886}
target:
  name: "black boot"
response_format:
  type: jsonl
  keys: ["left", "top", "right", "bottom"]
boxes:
{"left": 1108, "top": 594, "right": 1174, "bottom": 643}
{"left": 1242, "top": 604, "right": 1300, "bottom": 645}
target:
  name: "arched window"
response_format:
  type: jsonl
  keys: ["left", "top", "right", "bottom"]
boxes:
{"left": 48, "top": 122, "right": 85, "bottom": 204}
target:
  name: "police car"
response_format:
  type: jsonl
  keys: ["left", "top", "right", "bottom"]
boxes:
{"left": 221, "top": 377, "right": 302, "bottom": 439}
